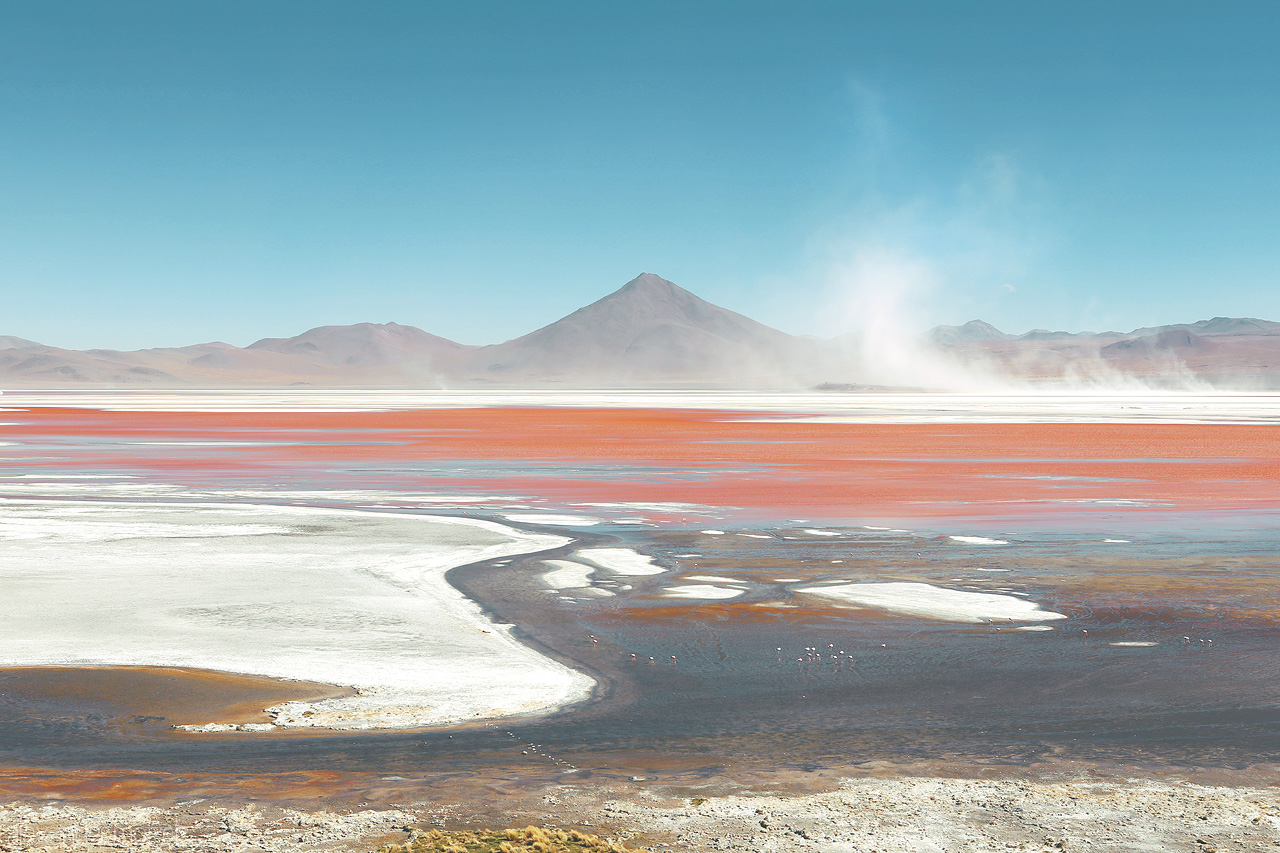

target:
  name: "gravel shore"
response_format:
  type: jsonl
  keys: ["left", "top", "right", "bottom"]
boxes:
{"left": 2, "top": 772, "right": 1277, "bottom": 852}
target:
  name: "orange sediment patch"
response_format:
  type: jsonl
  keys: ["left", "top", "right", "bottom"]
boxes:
{"left": 0, "top": 666, "right": 353, "bottom": 728}
{"left": 3, "top": 407, "right": 1279, "bottom": 519}
{"left": 0, "top": 767, "right": 361, "bottom": 803}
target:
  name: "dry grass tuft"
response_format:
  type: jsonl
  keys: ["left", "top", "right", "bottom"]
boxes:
{"left": 379, "top": 824, "right": 649, "bottom": 853}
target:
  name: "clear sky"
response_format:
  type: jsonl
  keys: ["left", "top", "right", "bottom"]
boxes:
{"left": 3, "top": 1, "right": 1279, "bottom": 349}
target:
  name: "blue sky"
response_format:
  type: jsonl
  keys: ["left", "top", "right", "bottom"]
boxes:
{"left": 3, "top": 1, "right": 1278, "bottom": 348}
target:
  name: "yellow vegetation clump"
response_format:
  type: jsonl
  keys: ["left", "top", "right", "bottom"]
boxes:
{"left": 378, "top": 825, "right": 649, "bottom": 853}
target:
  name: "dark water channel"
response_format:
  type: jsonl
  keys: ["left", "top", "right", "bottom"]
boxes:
{"left": 4, "top": 515, "right": 1280, "bottom": 785}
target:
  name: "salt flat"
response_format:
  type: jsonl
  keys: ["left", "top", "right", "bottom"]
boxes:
{"left": 4, "top": 389, "right": 1280, "bottom": 422}
{"left": 0, "top": 500, "right": 593, "bottom": 730}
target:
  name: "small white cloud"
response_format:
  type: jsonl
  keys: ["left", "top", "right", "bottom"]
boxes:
{"left": 1002, "top": 283, "right": 1017, "bottom": 292}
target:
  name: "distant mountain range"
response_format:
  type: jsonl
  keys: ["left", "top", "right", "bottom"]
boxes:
{"left": 929, "top": 315, "right": 1280, "bottom": 388}
{"left": 3, "top": 273, "right": 1279, "bottom": 389}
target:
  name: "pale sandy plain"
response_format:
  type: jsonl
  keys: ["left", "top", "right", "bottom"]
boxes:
{"left": 1, "top": 772, "right": 1278, "bottom": 852}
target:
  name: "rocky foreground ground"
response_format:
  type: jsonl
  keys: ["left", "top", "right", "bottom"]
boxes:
{"left": 0, "top": 773, "right": 1277, "bottom": 853}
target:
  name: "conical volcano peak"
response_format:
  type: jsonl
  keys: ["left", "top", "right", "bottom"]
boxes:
{"left": 548, "top": 273, "right": 787, "bottom": 344}
{"left": 596, "top": 273, "right": 695, "bottom": 309}
{"left": 451, "top": 272, "right": 808, "bottom": 384}
{"left": 618, "top": 272, "right": 682, "bottom": 293}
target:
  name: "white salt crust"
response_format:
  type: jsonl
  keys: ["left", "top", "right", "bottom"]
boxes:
{"left": 539, "top": 560, "right": 595, "bottom": 589}
{"left": 502, "top": 513, "right": 605, "bottom": 526}
{"left": 0, "top": 500, "right": 594, "bottom": 731}
{"left": 573, "top": 547, "right": 666, "bottom": 576}
{"left": 661, "top": 584, "right": 745, "bottom": 600}
{"left": 796, "top": 581, "right": 1067, "bottom": 624}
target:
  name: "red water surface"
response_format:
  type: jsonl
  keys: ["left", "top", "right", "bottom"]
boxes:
{"left": 4, "top": 407, "right": 1277, "bottom": 520}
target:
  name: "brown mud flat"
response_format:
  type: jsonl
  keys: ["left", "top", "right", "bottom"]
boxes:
{"left": 0, "top": 666, "right": 353, "bottom": 730}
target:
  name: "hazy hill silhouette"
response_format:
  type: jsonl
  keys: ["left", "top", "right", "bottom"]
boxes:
{"left": 2, "top": 275, "right": 1279, "bottom": 389}
{"left": 249, "top": 322, "right": 471, "bottom": 368}
{"left": 930, "top": 317, "right": 1280, "bottom": 388}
